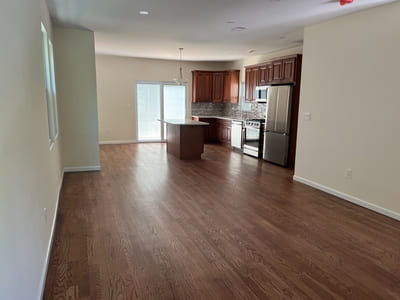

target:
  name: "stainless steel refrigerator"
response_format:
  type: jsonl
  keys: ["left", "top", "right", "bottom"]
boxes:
{"left": 263, "top": 85, "right": 293, "bottom": 167}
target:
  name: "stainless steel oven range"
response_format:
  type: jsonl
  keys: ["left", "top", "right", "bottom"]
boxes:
{"left": 243, "top": 119, "right": 265, "bottom": 158}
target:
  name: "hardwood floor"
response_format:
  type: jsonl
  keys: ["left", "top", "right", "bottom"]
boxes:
{"left": 43, "top": 143, "right": 400, "bottom": 299}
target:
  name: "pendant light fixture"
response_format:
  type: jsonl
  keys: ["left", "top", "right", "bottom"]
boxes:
{"left": 174, "top": 47, "right": 185, "bottom": 85}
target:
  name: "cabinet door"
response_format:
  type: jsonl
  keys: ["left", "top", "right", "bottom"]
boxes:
{"left": 272, "top": 60, "right": 283, "bottom": 82}
{"left": 258, "top": 65, "right": 267, "bottom": 85}
{"left": 245, "top": 67, "right": 259, "bottom": 101}
{"left": 224, "top": 70, "right": 239, "bottom": 104}
{"left": 199, "top": 118, "right": 216, "bottom": 143}
{"left": 226, "top": 126, "right": 231, "bottom": 143}
{"left": 212, "top": 72, "right": 224, "bottom": 103}
{"left": 250, "top": 68, "right": 258, "bottom": 101}
{"left": 223, "top": 71, "right": 232, "bottom": 103}
{"left": 251, "top": 68, "right": 259, "bottom": 91}
{"left": 217, "top": 124, "right": 224, "bottom": 142}
{"left": 192, "top": 71, "right": 212, "bottom": 102}
{"left": 245, "top": 68, "right": 252, "bottom": 102}
{"left": 282, "top": 57, "right": 296, "bottom": 83}
{"left": 266, "top": 64, "right": 273, "bottom": 83}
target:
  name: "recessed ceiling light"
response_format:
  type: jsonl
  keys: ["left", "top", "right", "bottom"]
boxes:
{"left": 232, "top": 26, "right": 247, "bottom": 31}
{"left": 139, "top": 11, "right": 149, "bottom": 15}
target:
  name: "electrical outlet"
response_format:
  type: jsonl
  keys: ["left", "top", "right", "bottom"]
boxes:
{"left": 346, "top": 169, "right": 352, "bottom": 179}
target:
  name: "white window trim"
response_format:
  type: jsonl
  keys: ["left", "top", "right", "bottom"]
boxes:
{"left": 41, "top": 23, "right": 59, "bottom": 150}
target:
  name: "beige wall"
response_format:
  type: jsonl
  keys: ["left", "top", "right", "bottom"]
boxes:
{"left": 294, "top": 2, "right": 400, "bottom": 218}
{"left": 54, "top": 28, "right": 100, "bottom": 170}
{"left": 96, "top": 55, "right": 230, "bottom": 142}
{"left": 0, "top": 0, "right": 64, "bottom": 299}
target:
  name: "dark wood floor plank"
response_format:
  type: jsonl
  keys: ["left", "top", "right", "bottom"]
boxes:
{"left": 43, "top": 143, "right": 400, "bottom": 299}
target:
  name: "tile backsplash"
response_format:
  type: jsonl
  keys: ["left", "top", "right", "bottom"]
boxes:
{"left": 191, "top": 103, "right": 225, "bottom": 117}
{"left": 192, "top": 102, "right": 266, "bottom": 120}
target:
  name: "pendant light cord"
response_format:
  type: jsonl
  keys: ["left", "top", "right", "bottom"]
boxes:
{"left": 179, "top": 48, "right": 183, "bottom": 84}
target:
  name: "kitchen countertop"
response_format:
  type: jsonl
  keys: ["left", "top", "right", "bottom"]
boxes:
{"left": 192, "top": 115, "right": 245, "bottom": 122}
{"left": 158, "top": 119, "right": 209, "bottom": 126}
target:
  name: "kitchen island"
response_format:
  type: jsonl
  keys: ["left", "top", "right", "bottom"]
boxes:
{"left": 159, "top": 119, "right": 209, "bottom": 160}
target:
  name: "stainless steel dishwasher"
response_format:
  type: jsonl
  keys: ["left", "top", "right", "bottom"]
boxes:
{"left": 231, "top": 120, "right": 243, "bottom": 150}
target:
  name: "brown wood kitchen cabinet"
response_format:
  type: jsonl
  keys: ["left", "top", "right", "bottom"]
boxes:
{"left": 223, "top": 70, "right": 240, "bottom": 104}
{"left": 216, "top": 119, "right": 232, "bottom": 146}
{"left": 193, "top": 70, "right": 240, "bottom": 103}
{"left": 245, "top": 54, "right": 301, "bottom": 101}
{"left": 282, "top": 57, "right": 296, "bottom": 83}
{"left": 245, "top": 67, "right": 258, "bottom": 102}
{"left": 192, "top": 117, "right": 232, "bottom": 146}
{"left": 192, "top": 71, "right": 213, "bottom": 103}
{"left": 212, "top": 72, "right": 224, "bottom": 103}
{"left": 258, "top": 63, "right": 273, "bottom": 85}
{"left": 195, "top": 117, "right": 217, "bottom": 143}
{"left": 258, "top": 65, "right": 267, "bottom": 85}
{"left": 272, "top": 59, "right": 283, "bottom": 82}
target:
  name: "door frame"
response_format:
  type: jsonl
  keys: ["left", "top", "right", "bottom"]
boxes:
{"left": 135, "top": 81, "right": 188, "bottom": 142}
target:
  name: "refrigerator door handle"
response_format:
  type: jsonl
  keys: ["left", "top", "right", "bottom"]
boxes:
{"left": 264, "top": 130, "right": 288, "bottom": 136}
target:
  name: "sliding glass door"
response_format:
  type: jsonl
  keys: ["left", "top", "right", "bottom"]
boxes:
{"left": 136, "top": 82, "right": 186, "bottom": 142}
{"left": 137, "top": 83, "right": 162, "bottom": 141}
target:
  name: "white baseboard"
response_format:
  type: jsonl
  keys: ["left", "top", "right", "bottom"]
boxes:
{"left": 293, "top": 175, "right": 400, "bottom": 222}
{"left": 38, "top": 171, "right": 64, "bottom": 300}
{"left": 99, "top": 140, "right": 137, "bottom": 145}
{"left": 64, "top": 166, "right": 101, "bottom": 173}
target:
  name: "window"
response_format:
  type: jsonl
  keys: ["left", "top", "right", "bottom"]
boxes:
{"left": 41, "top": 23, "right": 59, "bottom": 149}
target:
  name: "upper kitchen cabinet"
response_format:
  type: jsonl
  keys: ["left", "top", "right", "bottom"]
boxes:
{"left": 193, "top": 70, "right": 240, "bottom": 103}
{"left": 245, "top": 54, "right": 301, "bottom": 94}
{"left": 258, "top": 64, "right": 273, "bottom": 86}
{"left": 245, "top": 67, "right": 258, "bottom": 102}
{"left": 272, "top": 59, "right": 283, "bottom": 82}
{"left": 212, "top": 72, "right": 224, "bottom": 103}
{"left": 192, "top": 71, "right": 213, "bottom": 102}
{"left": 282, "top": 57, "right": 296, "bottom": 83}
{"left": 223, "top": 70, "right": 240, "bottom": 104}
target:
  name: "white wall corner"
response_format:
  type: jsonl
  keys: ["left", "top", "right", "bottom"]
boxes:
{"left": 293, "top": 175, "right": 400, "bottom": 222}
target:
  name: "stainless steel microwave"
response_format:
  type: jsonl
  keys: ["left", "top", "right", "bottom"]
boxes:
{"left": 255, "top": 86, "right": 269, "bottom": 103}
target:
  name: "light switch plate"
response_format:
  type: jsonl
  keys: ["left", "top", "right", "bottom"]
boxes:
{"left": 303, "top": 112, "right": 312, "bottom": 121}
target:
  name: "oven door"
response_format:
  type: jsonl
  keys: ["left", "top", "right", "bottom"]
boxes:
{"left": 243, "top": 126, "right": 261, "bottom": 157}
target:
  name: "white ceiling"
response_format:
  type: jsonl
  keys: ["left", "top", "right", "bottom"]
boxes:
{"left": 47, "top": 0, "right": 395, "bottom": 61}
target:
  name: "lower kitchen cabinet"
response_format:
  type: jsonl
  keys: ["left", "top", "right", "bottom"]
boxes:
{"left": 198, "top": 118, "right": 218, "bottom": 143}
{"left": 192, "top": 117, "right": 232, "bottom": 146}
{"left": 216, "top": 119, "right": 231, "bottom": 146}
